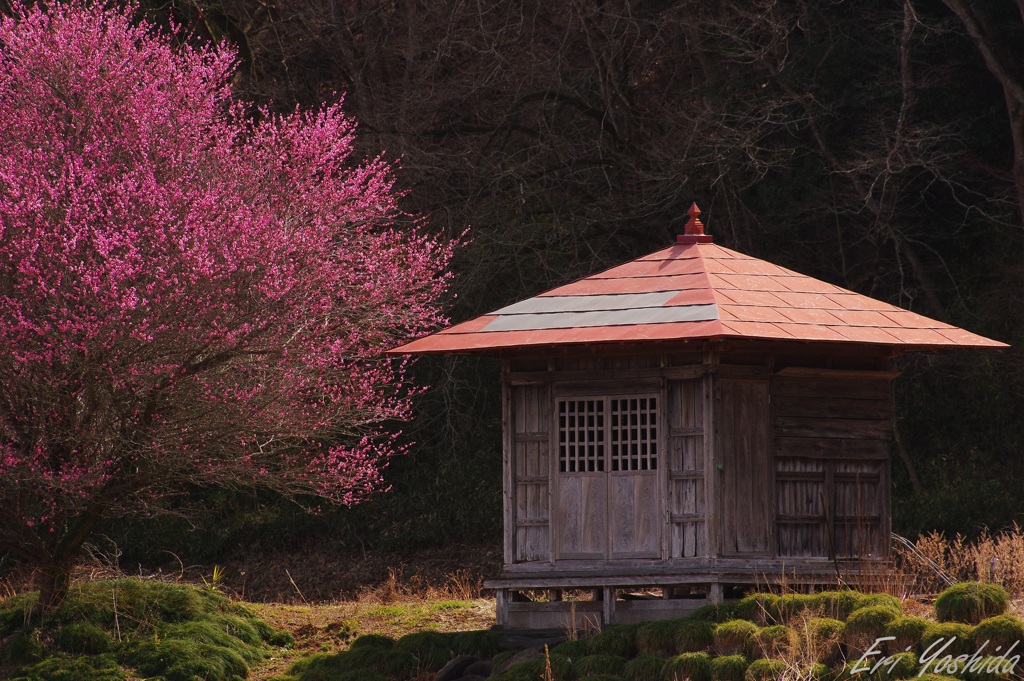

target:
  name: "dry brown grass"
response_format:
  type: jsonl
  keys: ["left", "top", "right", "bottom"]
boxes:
{"left": 895, "top": 526, "right": 1024, "bottom": 597}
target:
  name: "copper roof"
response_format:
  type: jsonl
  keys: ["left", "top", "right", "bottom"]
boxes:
{"left": 392, "top": 206, "right": 1007, "bottom": 355}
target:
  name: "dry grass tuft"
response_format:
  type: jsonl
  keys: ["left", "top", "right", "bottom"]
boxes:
{"left": 895, "top": 526, "right": 1024, "bottom": 597}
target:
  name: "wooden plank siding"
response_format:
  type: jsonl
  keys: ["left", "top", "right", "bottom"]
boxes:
{"left": 717, "top": 377, "right": 772, "bottom": 555}
{"left": 772, "top": 374, "right": 892, "bottom": 560}
{"left": 510, "top": 382, "right": 552, "bottom": 562}
{"left": 667, "top": 377, "right": 707, "bottom": 558}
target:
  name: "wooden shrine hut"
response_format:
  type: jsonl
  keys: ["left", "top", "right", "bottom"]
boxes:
{"left": 390, "top": 205, "right": 1006, "bottom": 629}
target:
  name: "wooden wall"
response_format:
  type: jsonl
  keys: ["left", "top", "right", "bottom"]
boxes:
{"left": 772, "top": 370, "right": 893, "bottom": 560}
{"left": 503, "top": 354, "right": 894, "bottom": 568}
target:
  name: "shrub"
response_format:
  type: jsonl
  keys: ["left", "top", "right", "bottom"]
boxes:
{"left": 972, "top": 615, "right": 1024, "bottom": 653}
{"left": 10, "top": 653, "right": 128, "bottom": 681}
{"left": 751, "top": 625, "right": 797, "bottom": 659}
{"left": 710, "top": 654, "right": 749, "bottom": 681}
{"left": 575, "top": 654, "right": 628, "bottom": 677}
{"left": 392, "top": 631, "right": 453, "bottom": 672}
{"left": 587, "top": 625, "right": 638, "bottom": 658}
{"left": 811, "top": 591, "right": 863, "bottom": 621}
{"left": 935, "top": 583, "right": 1010, "bottom": 624}
{"left": 691, "top": 603, "right": 742, "bottom": 623}
{"left": 676, "top": 620, "right": 715, "bottom": 653}
{"left": 745, "top": 658, "right": 786, "bottom": 681}
{"left": 735, "top": 594, "right": 780, "bottom": 625}
{"left": 857, "top": 593, "right": 903, "bottom": 614}
{"left": 844, "top": 606, "right": 901, "bottom": 656}
{"left": 51, "top": 622, "right": 112, "bottom": 655}
{"left": 124, "top": 638, "right": 249, "bottom": 681}
{"left": 884, "top": 616, "right": 930, "bottom": 653}
{"left": 625, "top": 653, "right": 668, "bottom": 681}
{"left": 714, "top": 620, "right": 758, "bottom": 656}
{"left": 638, "top": 620, "right": 684, "bottom": 656}
{"left": 772, "top": 594, "right": 815, "bottom": 624}
{"left": 878, "top": 651, "right": 918, "bottom": 679}
{"left": 803, "top": 617, "right": 845, "bottom": 664}
{"left": 662, "top": 651, "right": 712, "bottom": 681}
{"left": 921, "top": 622, "right": 976, "bottom": 657}
{"left": 451, "top": 630, "right": 503, "bottom": 658}
{"left": 553, "top": 639, "right": 590, "bottom": 657}
{"left": 962, "top": 655, "right": 1019, "bottom": 681}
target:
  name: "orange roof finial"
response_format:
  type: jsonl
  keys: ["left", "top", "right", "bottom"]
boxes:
{"left": 685, "top": 203, "right": 704, "bottom": 235}
{"left": 677, "top": 202, "right": 712, "bottom": 244}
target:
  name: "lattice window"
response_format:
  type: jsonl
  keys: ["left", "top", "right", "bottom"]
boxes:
{"left": 558, "top": 399, "right": 605, "bottom": 472}
{"left": 610, "top": 397, "right": 658, "bottom": 471}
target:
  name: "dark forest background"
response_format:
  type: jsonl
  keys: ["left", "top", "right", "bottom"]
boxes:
{"left": 14, "top": 0, "right": 1024, "bottom": 565}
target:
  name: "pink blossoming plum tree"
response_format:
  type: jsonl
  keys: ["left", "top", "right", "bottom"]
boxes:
{"left": 0, "top": 1, "right": 454, "bottom": 611}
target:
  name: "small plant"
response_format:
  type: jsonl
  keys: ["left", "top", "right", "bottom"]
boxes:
{"left": 772, "top": 594, "right": 815, "bottom": 624}
{"left": 971, "top": 614, "right": 1024, "bottom": 652}
{"left": 637, "top": 619, "right": 683, "bottom": 656}
{"left": 710, "top": 654, "right": 749, "bottom": 681}
{"left": 736, "top": 593, "right": 780, "bottom": 625}
{"left": 857, "top": 593, "right": 903, "bottom": 613}
{"left": 552, "top": 638, "right": 590, "bottom": 657}
{"left": 201, "top": 565, "right": 226, "bottom": 593}
{"left": 714, "top": 620, "right": 758, "bottom": 656}
{"left": 921, "top": 621, "right": 976, "bottom": 656}
{"left": 586, "top": 624, "right": 638, "bottom": 657}
{"left": 843, "top": 605, "right": 901, "bottom": 656}
{"left": 935, "top": 582, "right": 1010, "bottom": 624}
{"left": 624, "top": 653, "right": 667, "bottom": 681}
{"left": 751, "top": 625, "right": 797, "bottom": 659}
{"left": 662, "top": 651, "right": 713, "bottom": 681}
{"left": 884, "top": 616, "right": 929, "bottom": 653}
{"left": 810, "top": 591, "right": 863, "bottom": 621}
{"left": 574, "top": 653, "right": 628, "bottom": 677}
{"left": 676, "top": 620, "right": 715, "bottom": 653}
{"left": 745, "top": 658, "right": 785, "bottom": 681}
{"left": 803, "top": 617, "right": 845, "bottom": 664}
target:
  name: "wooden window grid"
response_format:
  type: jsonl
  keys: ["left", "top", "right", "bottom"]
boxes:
{"left": 611, "top": 397, "right": 658, "bottom": 471}
{"left": 558, "top": 396, "right": 658, "bottom": 473}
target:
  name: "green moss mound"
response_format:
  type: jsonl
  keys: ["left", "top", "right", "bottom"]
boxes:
{"left": 713, "top": 620, "right": 758, "bottom": 656}
{"left": 691, "top": 602, "right": 742, "bottom": 623}
{"left": 879, "top": 651, "right": 918, "bottom": 679}
{"left": 677, "top": 620, "right": 715, "bottom": 653}
{"left": 624, "top": 653, "right": 667, "bottom": 681}
{"left": 751, "top": 625, "right": 796, "bottom": 659}
{"left": 811, "top": 591, "right": 864, "bottom": 621}
{"left": 575, "top": 654, "right": 628, "bottom": 677}
{"left": 745, "top": 658, "right": 786, "bottom": 681}
{"left": 552, "top": 638, "right": 590, "bottom": 657}
{"left": 884, "top": 616, "right": 930, "bottom": 653}
{"left": 921, "top": 622, "right": 976, "bottom": 656}
{"left": 972, "top": 614, "right": 1024, "bottom": 652}
{"left": 0, "top": 579, "right": 290, "bottom": 681}
{"left": 637, "top": 619, "right": 683, "bottom": 656}
{"left": 772, "top": 594, "right": 816, "bottom": 624}
{"left": 710, "top": 654, "right": 749, "bottom": 681}
{"left": 803, "top": 617, "right": 844, "bottom": 664}
{"left": 935, "top": 582, "right": 1010, "bottom": 624}
{"left": 663, "top": 652, "right": 712, "bottom": 681}
{"left": 857, "top": 593, "right": 903, "bottom": 614}
{"left": 735, "top": 594, "right": 780, "bottom": 625}
{"left": 844, "top": 605, "right": 902, "bottom": 656}
{"left": 587, "top": 625, "right": 639, "bottom": 658}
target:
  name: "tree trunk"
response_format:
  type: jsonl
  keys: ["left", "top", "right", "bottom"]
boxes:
{"left": 35, "top": 560, "right": 74, "bottom": 618}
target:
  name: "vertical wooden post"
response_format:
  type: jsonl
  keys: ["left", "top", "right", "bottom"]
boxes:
{"left": 602, "top": 586, "right": 615, "bottom": 625}
{"left": 501, "top": 364, "right": 514, "bottom": 567}
{"left": 495, "top": 588, "right": 509, "bottom": 627}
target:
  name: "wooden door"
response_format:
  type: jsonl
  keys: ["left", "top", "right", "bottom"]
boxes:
{"left": 717, "top": 378, "right": 771, "bottom": 555}
{"left": 555, "top": 394, "right": 661, "bottom": 560}
{"left": 556, "top": 398, "right": 607, "bottom": 559}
